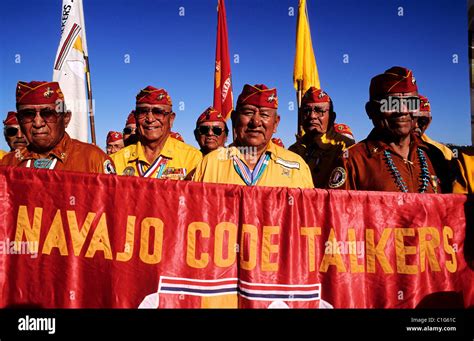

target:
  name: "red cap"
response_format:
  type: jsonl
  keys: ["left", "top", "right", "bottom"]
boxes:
{"left": 16, "top": 81, "right": 64, "bottom": 106}
{"left": 106, "top": 131, "right": 123, "bottom": 144}
{"left": 419, "top": 95, "right": 431, "bottom": 113}
{"left": 136, "top": 86, "right": 172, "bottom": 106}
{"left": 369, "top": 66, "right": 418, "bottom": 99}
{"left": 3, "top": 111, "right": 18, "bottom": 126}
{"left": 301, "top": 87, "right": 331, "bottom": 106}
{"left": 334, "top": 123, "right": 355, "bottom": 141}
{"left": 237, "top": 84, "right": 278, "bottom": 109}
{"left": 271, "top": 137, "right": 285, "bottom": 148}
{"left": 196, "top": 107, "right": 225, "bottom": 126}
{"left": 126, "top": 111, "right": 136, "bottom": 126}
{"left": 170, "top": 131, "right": 184, "bottom": 142}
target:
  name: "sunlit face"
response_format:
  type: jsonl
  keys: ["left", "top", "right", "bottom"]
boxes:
{"left": 371, "top": 91, "right": 418, "bottom": 138}
{"left": 195, "top": 121, "right": 227, "bottom": 154}
{"left": 301, "top": 102, "right": 331, "bottom": 135}
{"left": 135, "top": 104, "right": 175, "bottom": 143}
{"left": 16, "top": 103, "right": 70, "bottom": 153}
{"left": 233, "top": 105, "right": 280, "bottom": 151}
{"left": 106, "top": 139, "right": 124, "bottom": 155}
{"left": 4, "top": 124, "right": 28, "bottom": 152}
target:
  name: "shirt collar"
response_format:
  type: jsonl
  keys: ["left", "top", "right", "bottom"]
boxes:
{"left": 365, "top": 129, "right": 428, "bottom": 157}
{"left": 131, "top": 136, "right": 174, "bottom": 165}
{"left": 229, "top": 140, "right": 279, "bottom": 161}
{"left": 300, "top": 127, "right": 339, "bottom": 151}
{"left": 20, "top": 133, "right": 70, "bottom": 163}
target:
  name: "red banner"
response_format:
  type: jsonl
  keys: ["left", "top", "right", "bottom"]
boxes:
{"left": 0, "top": 166, "right": 473, "bottom": 308}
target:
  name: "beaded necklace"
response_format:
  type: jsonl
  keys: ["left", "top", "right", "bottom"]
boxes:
{"left": 383, "top": 148, "right": 431, "bottom": 193}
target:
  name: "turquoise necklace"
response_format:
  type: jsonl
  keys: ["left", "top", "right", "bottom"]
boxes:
{"left": 383, "top": 148, "right": 431, "bottom": 193}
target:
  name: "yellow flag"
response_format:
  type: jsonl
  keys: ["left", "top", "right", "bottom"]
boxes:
{"left": 293, "top": 0, "right": 320, "bottom": 92}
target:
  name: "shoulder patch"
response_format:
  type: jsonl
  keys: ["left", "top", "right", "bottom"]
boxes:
{"left": 275, "top": 157, "right": 300, "bottom": 170}
{"left": 328, "top": 167, "right": 346, "bottom": 188}
{"left": 104, "top": 160, "right": 116, "bottom": 174}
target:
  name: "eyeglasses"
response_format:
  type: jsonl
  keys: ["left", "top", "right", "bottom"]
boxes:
{"left": 4, "top": 127, "right": 19, "bottom": 137}
{"left": 302, "top": 107, "right": 329, "bottom": 117}
{"left": 17, "top": 108, "right": 62, "bottom": 124}
{"left": 196, "top": 125, "right": 224, "bottom": 136}
{"left": 373, "top": 96, "right": 420, "bottom": 114}
{"left": 135, "top": 107, "right": 171, "bottom": 120}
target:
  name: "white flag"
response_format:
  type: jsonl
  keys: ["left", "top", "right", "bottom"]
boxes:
{"left": 53, "top": 0, "right": 89, "bottom": 142}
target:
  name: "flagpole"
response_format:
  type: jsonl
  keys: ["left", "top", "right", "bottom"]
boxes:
{"left": 84, "top": 56, "right": 96, "bottom": 145}
{"left": 296, "top": 79, "right": 303, "bottom": 138}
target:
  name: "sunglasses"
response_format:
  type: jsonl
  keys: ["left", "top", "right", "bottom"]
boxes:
{"left": 196, "top": 125, "right": 224, "bottom": 136}
{"left": 5, "top": 127, "right": 19, "bottom": 137}
{"left": 123, "top": 127, "right": 134, "bottom": 135}
{"left": 17, "top": 109, "right": 62, "bottom": 124}
{"left": 135, "top": 107, "right": 171, "bottom": 120}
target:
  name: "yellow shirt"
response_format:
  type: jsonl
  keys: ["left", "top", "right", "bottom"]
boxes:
{"left": 0, "top": 150, "right": 7, "bottom": 160}
{"left": 111, "top": 137, "right": 202, "bottom": 179}
{"left": 453, "top": 149, "right": 474, "bottom": 194}
{"left": 422, "top": 134, "right": 453, "bottom": 160}
{"left": 193, "top": 141, "right": 314, "bottom": 188}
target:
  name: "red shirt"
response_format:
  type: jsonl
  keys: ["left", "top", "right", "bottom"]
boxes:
{"left": 327, "top": 130, "right": 452, "bottom": 193}
{"left": 1, "top": 133, "right": 115, "bottom": 174}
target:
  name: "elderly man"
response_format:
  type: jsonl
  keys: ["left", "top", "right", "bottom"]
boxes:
{"left": 111, "top": 86, "right": 202, "bottom": 179}
{"left": 193, "top": 84, "right": 313, "bottom": 188}
{"left": 289, "top": 87, "right": 354, "bottom": 188}
{"left": 106, "top": 131, "right": 124, "bottom": 155}
{"left": 414, "top": 95, "right": 453, "bottom": 160}
{"left": 194, "top": 107, "right": 228, "bottom": 155}
{"left": 328, "top": 67, "right": 450, "bottom": 193}
{"left": 1, "top": 81, "right": 115, "bottom": 173}
{"left": 3, "top": 111, "right": 28, "bottom": 153}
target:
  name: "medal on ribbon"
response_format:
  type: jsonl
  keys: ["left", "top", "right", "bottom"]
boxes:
{"left": 232, "top": 152, "right": 270, "bottom": 186}
{"left": 137, "top": 156, "right": 168, "bottom": 178}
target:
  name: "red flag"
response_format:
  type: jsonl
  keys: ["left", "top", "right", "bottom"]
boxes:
{"left": 213, "top": 0, "right": 233, "bottom": 120}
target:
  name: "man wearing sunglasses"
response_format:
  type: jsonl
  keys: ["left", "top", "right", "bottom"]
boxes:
{"left": 327, "top": 67, "right": 450, "bottom": 193}
{"left": 194, "top": 107, "right": 228, "bottom": 155}
{"left": 193, "top": 84, "right": 313, "bottom": 188}
{"left": 3, "top": 111, "right": 28, "bottom": 153}
{"left": 111, "top": 86, "right": 202, "bottom": 179}
{"left": 122, "top": 111, "right": 139, "bottom": 147}
{"left": 1, "top": 81, "right": 115, "bottom": 174}
{"left": 414, "top": 95, "right": 453, "bottom": 161}
{"left": 289, "top": 87, "right": 355, "bottom": 188}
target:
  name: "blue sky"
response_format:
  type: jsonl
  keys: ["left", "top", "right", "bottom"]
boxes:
{"left": 0, "top": 0, "right": 470, "bottom": 152}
